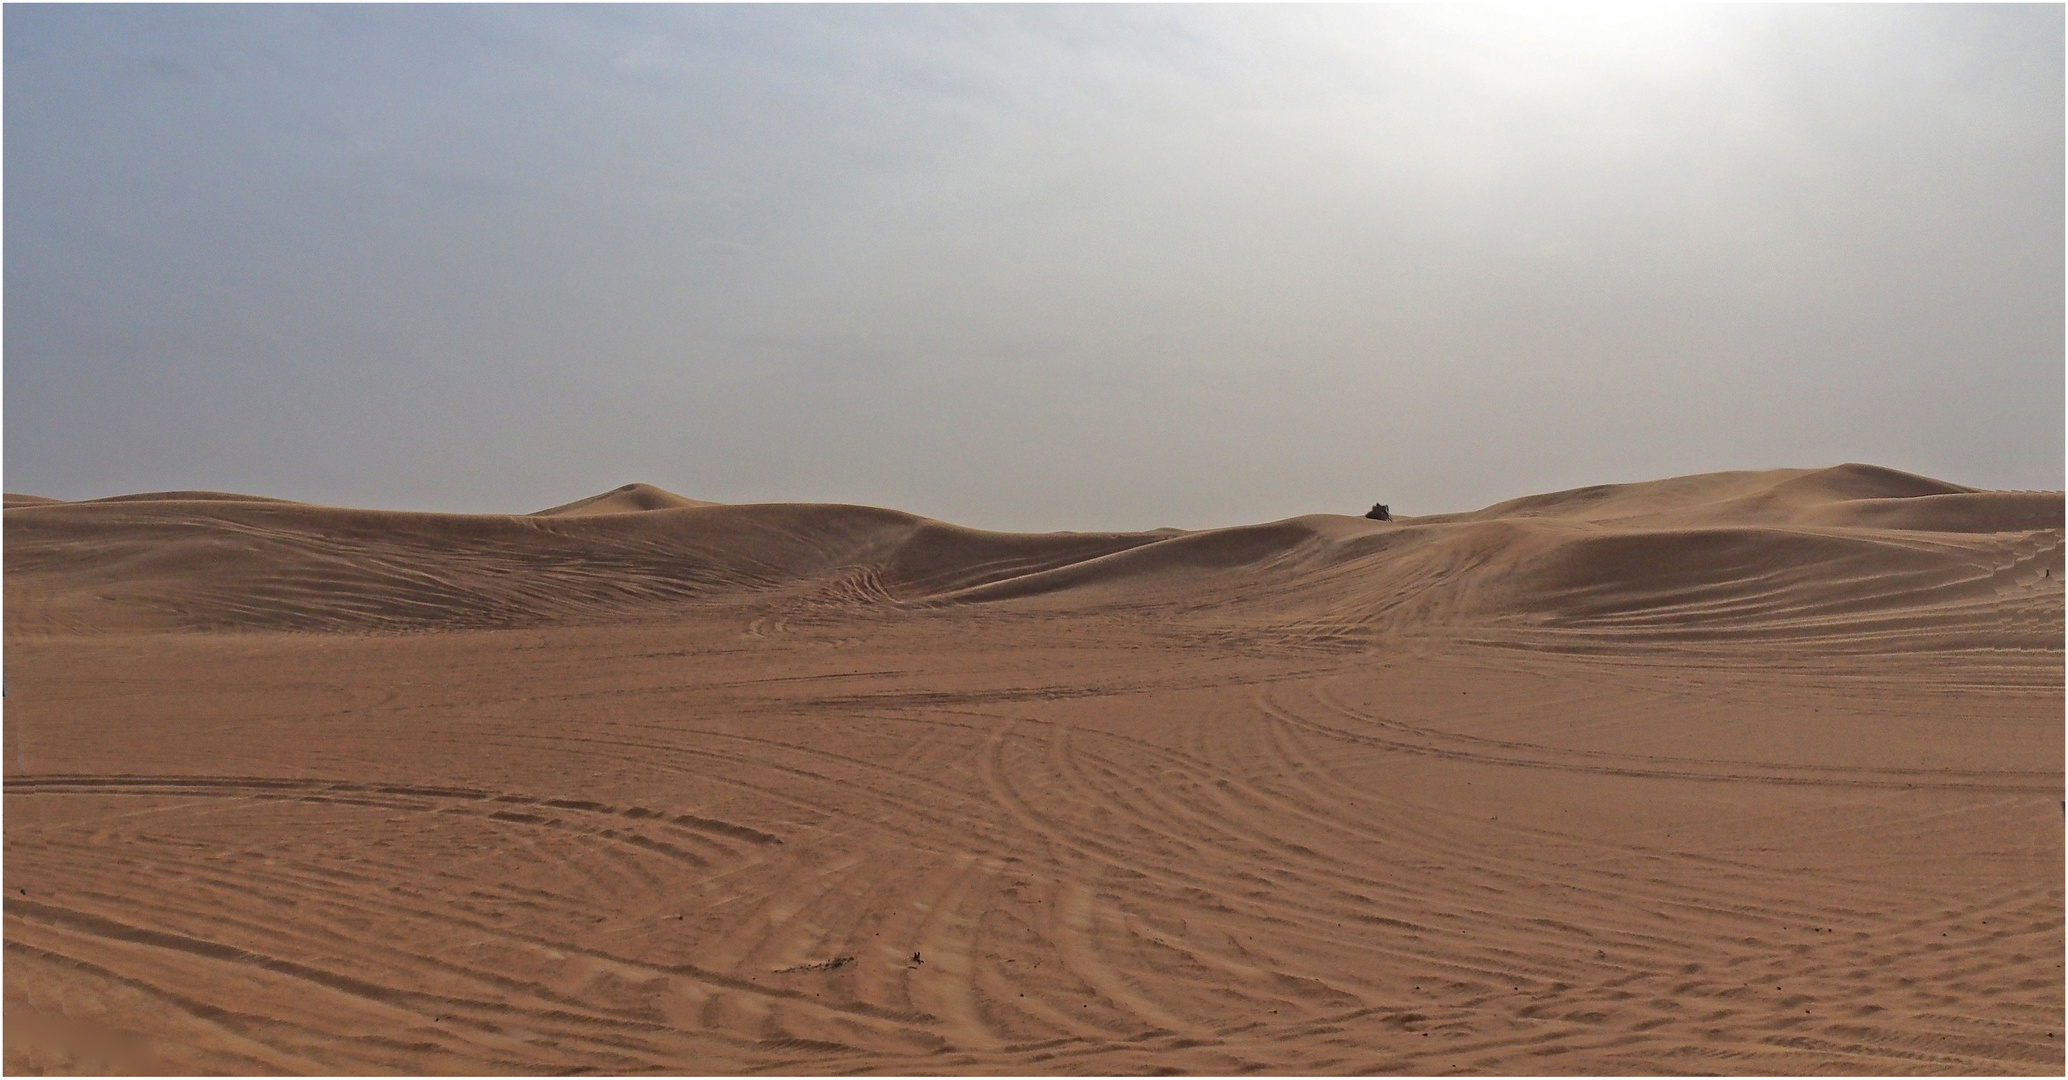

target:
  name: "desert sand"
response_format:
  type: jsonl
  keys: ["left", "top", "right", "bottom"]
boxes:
{"left": 3, "top": 465, "right": 2061, "bottom": 1074}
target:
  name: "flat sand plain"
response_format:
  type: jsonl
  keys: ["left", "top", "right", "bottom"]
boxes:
{"left": 3, "top": 465, "right": 2062, "bottom": 1074}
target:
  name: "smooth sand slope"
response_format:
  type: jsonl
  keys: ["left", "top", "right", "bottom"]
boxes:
{"left": 4, "top": 466, "right": 2061, "bottom": 1073}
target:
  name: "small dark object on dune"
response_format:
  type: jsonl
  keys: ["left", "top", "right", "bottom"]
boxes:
{"left": 1366, "top": 503, "right": 1391, "bottom": 521}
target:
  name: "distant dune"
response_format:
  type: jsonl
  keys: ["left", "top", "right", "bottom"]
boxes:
{"left": 530, "top": 482, "right": 718, "bottom": 516}
{"left": 6, "top": 465, "right": 2060, "bottom": 650}
{"left": 5, "top": 465, "right": 2060, "bottom": 1074}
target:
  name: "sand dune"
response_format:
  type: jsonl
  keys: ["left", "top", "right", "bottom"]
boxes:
{"left": 531, "top": 482, "right": 718, "bottom": 517}
{"left": 5, "top": 465, "right": 2057, "bottom": 649}
{"left": 5, "top": 466, "right": 2061, "bottom": 1073}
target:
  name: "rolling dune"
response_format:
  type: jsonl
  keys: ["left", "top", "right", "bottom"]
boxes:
{"left": 4, "top": 466, "right": 2061, "bottom": 1073}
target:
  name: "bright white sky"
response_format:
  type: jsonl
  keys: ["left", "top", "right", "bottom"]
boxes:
{"left": 7, "top": 5, "right": 2061, "bottom": 530}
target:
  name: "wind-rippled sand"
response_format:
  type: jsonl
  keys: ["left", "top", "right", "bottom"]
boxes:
{"left": 4, "top": 465, "right": 2061, "bottom": 1074}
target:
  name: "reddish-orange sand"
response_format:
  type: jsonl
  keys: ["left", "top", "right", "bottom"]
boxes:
{"left": 4, "top": 466, "right": 2061, "bottom": 1074}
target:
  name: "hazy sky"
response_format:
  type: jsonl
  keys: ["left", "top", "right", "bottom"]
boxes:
{"left": 7, "top": 4, "right": 2062, "bottom": 530}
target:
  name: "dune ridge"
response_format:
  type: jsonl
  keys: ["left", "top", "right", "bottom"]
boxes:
{"left": 4, "top": 464, "right": 2060, "bottom": 1074}
{"left": 6, "top": 465, "right": 2059, "bottom": 653}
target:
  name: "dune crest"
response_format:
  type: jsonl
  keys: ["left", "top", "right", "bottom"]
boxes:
{"left": 531, "top": 482, "right": 716, "bottom": 516}
{"left": 85, "top": 490, "right": 303, "bottom": 505}
{"left": 1413, "top": 463, "right": 1976, "bottom": 528}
